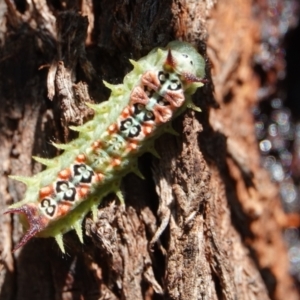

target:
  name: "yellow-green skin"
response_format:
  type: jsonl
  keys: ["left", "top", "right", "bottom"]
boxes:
{"left": 6, "top": 41, "right": 206, "bottom": 253}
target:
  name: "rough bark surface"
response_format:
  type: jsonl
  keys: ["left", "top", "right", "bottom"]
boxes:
{"left": 0, "top": 1, "right": 298, "bottom": 300}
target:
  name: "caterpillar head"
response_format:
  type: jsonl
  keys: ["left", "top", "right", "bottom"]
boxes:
{"left": 165, "top": 41, "right": 206, "bottom": 84}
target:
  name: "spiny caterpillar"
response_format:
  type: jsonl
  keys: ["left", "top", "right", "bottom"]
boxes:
{"left": 6, "top": 41, "right": 206, "bottom": 253}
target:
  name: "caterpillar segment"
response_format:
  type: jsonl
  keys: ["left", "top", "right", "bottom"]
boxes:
{"left": 6, "top": 41, "right": 206, "bottom": 253}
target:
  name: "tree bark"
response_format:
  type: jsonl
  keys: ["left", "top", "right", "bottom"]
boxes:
{"left": 0, "top": 1, "right": 298, "bottom": 300}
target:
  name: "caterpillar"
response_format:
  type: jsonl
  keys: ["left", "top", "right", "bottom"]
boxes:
{"left": 6, "top": 41, "right": 206, "bottom": 253}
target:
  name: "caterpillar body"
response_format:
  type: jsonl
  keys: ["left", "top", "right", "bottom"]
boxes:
{"left": 6, "top": 41, "right": 206, "bottom": 253}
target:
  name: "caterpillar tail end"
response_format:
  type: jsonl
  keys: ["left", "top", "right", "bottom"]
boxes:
{"left": 11, "top": 226, "right": 39, "bottom": 252}
{"left": 4, "top": 205, "right": 41, "bottom": 252}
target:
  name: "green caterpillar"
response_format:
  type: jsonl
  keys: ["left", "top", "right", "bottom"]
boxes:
{"left": 6, "top": 41, "right": 206, "bottom": 253}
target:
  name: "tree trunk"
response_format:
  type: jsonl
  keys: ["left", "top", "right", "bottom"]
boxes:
{"left": 0, "top": 1, "right": 298, "bottom": 300}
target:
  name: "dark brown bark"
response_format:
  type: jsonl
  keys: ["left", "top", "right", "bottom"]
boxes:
{"left": 0, "top": 1, "right": 298, "bottom": 300}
